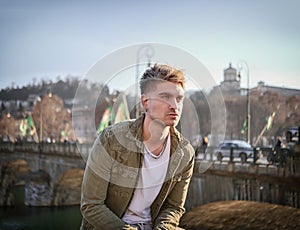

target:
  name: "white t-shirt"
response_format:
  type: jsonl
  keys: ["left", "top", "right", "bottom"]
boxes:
{"left": 122, "top": 135, "right": 170, "bottom": 224}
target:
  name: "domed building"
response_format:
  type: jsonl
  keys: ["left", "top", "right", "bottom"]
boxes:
{"left": 219, "top": 63, "right": 241, "bottom": 96}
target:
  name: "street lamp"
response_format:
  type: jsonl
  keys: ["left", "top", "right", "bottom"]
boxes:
{"left": 135, "top": 45, "right": 155, "bottom": 118}
{"left": 35, "top": 96, "right": 42, "bottom": 170}
{"left": 38, "top": 92, "right": 52, "bottom": 143}
{"left": 238, "top": 60, "right": 251, "bottom": 144}
{"left": 36, "top": 96, "right": 44, "bottom": 170}
{"left": 5, "top": 113, "right": 11, "bottom": 141}
{"left": 37, "top": 92, "right": 52, "bottom": 169}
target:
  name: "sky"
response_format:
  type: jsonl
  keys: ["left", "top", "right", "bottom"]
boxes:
{"left": 0, "top": 0, "right": 300, "bottom": 92}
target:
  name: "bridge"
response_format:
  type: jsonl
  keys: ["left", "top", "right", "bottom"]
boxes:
{"left": 0, "top": 141, "right": 89, "bottom": 181}
{"left": 186, "top": 142, "right": 300, "bottom": 211}
{"left": 1, "top": 141, "right": 300, "bottom": 210}
{"left": 0, "top": 141, "right": 91, "bottom": 206}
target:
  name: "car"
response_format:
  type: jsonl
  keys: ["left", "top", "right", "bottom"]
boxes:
{"left": 215, "top": 140, "right": 254, "bottom": 163}
{"left": 286, "top": 126, "right": 299, "bottom": 143}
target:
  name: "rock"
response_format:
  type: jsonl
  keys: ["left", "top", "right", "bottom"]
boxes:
{"left": 24, "top": 170, "right": 52, "bottom": 206}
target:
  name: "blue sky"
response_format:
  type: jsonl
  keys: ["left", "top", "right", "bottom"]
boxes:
{"left": 0, "top": 0, "right": 299, "bottom": 91}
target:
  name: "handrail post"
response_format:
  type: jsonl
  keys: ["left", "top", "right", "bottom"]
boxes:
{"left": 230, "top": 147, "right": 234, "bottom": 163}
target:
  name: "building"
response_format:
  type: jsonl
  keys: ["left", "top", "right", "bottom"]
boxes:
{"left": 252, "top": 81, "right": 300, "bottom": 97}
{"left": 219, "top": 63, "right": 242, "bottom": 96}
{"left": 212, "top": 63, "right": 300, "bottom": 98}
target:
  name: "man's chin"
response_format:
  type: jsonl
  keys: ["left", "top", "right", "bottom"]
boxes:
{"left": 150, "top": 116, "right": 179, "bottom": 127}
{"left": 165, "top": 120, "right": 179, "bottom": 127}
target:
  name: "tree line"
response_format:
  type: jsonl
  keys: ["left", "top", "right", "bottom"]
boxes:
{"left": 190, "top": 89, "right": 300, "bottom": 146}
{"left": 0, "top": 76, "right": 299, "bottom": 146}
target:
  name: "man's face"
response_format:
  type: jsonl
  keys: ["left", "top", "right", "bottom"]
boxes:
{"left": 142, "top": 81, "right": 185, "bottom": 127}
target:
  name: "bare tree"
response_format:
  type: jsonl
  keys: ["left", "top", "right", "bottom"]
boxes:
{"left": 190, "top": 89, "right": 300, "bottom": 145}
{"left": 32, "top": 93, "right": 74, "bottom": 142}
{"left": 0, "top": 113, "right": 16, "bottom": 141}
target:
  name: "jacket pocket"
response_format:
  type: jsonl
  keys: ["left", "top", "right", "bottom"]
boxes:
{"left": 110, "top": 164, "right": 138, "bottom": 188}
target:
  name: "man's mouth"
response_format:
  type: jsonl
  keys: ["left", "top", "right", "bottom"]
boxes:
{"left": 168, "top": 113, "right": 179, "bottom": 119}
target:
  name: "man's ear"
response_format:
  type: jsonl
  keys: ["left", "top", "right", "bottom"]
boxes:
{"left": 141, "top": 94, "right": 148, "bottom": 109}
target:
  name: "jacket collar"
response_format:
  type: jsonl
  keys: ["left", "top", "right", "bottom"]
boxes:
{"left": 126, "top": 113, "right": 189, "bottom": 155}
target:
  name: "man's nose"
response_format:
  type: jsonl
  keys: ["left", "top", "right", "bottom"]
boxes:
{"left": 169, "top": 98, "right": 179, "bottom": 110}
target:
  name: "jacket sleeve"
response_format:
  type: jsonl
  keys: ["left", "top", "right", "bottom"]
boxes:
{"left": 80, "top": 131, "right": 127, "bottom": 230}
{"left": 153, "top": 147, "right": 195, "bottom": 230}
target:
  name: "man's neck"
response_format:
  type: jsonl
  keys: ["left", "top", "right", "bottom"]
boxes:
{"left": 143, "top": 117, "right": 170, "bottom": 156}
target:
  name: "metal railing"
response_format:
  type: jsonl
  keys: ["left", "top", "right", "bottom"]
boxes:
{"left": 0, "top": 141, "right": 91, "bottom": 158}
{"left": 197, "top": 145, "right": 296, "bottom": 167}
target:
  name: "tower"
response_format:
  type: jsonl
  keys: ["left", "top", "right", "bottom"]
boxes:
{"left": 220, "top": 63, "right": 241, "bottom": 95}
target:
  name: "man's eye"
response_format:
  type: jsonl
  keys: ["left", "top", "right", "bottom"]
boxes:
{"left": 177, "top": 97, "right": 184, "bottom": 103}
{"left": 161, "top": 95, "right": 170, "bottom": 100}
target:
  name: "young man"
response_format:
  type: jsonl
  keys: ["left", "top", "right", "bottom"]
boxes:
{"left": 80, "top": 64, "right": 195, "bottom": 230}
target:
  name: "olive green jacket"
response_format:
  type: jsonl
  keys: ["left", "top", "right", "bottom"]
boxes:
{"left": 80, "top": 114, "right": 194, "bottom": 230}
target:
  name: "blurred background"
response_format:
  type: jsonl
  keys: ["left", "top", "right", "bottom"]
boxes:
{"left": 0, "top": 1, "right": 300, "bottom": 229}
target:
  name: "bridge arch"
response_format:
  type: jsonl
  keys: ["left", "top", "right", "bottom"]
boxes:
{"left": 0, "top": 159, "right": 31, "bottom": 206}
{"left": 52, "top": 168, "right": 84, "bottom": 206}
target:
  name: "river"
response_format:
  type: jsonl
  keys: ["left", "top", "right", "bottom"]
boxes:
{"left": 0, "top": 186, "right": 82, "bottom": 230}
